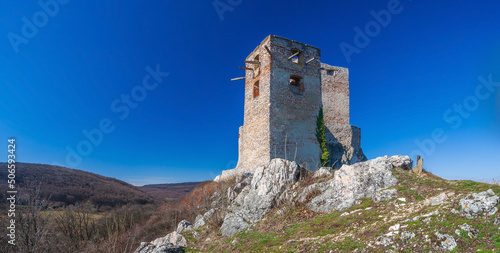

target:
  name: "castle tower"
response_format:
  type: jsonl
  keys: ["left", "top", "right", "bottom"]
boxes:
{"left": 218, "top": 35, "right": 366, "bottom": 180}
{"left": 237, "top": 35, "right": 323, "bottom": 171}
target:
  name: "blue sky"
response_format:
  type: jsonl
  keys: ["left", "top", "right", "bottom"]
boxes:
{"left": 1, "top": 0, "right": 499, "bottom": 185}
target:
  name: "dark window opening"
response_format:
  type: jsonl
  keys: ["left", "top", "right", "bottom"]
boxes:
{"left": 327, "top": 70, "right": 335, "bottom": 76}
{"left": 290, "top": 49, "right": 300, "bottom": 64}
{"left": 253, "top": 81, "right": 260, "bottom": 98}
{"left": 289, "top": 75, "right": 304, "bottom": 95}
{"left": 253, "top": 54, "right": 260, "bottom": 77}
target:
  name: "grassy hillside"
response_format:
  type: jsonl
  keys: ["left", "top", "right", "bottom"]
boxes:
{"left": 181, "top": 169, "right": 500, "bottom": 252}
{"left": 0, "top": 163, "right": 153, "bottom": 209}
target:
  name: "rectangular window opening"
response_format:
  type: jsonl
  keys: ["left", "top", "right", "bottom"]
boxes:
{"left": 253, "top": 81, "right": 260, "bottom": 98}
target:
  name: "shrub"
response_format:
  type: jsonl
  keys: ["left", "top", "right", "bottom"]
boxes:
{"left": 316, "top": 107, "right": 330, "bottom": 167}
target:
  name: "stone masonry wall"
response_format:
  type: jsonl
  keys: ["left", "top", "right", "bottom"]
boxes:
{"left": 324, "top": 123, "right": 366, "bottom": 168}
{"left": 268, "top": 36, "right": 322, "bottom": 169}
{"left": 235, "top": 36, "right": 272, "bottom": 171}
{"left": 321, "top": 63, "right": 350, "bottom": 125}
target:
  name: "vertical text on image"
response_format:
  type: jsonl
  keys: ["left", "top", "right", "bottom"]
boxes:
{"left": 7, "top": 138, "right": 17, "bottom": 245}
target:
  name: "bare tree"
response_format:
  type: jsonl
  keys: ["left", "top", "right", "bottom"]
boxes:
{"left": 17, "top": 183, "right": 51, "bottom": 253}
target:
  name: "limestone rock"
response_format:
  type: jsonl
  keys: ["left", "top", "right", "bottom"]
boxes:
{"left": 297, "top": 182, "right": 328, "bottom": 203}
{"left": 305, "top": 156, "right": 408, "bottom": 212}
{"left": 134, "top": 242, "right": 184, "bottom": 253}
{"left": 401, "top": 231, "right": 415, "bottom": 242}
{"left": 150, "top": 231, "right": 187, "bottom": 248}
{"left": 424, "top": 193, "right": 448, "bottom": 206}
{"left": 372, "top": 188, "right": 398, "bottom": 203}
{"left": 433, "top": 232, "right": 457, "bottom": 251}
{"left": 135, "top": 231, "right": 186, "bottom": 253}
{"left": 235, "top": 172, "right": 253, "bottom": 185}
{"left": 193, "top": 214, "right": 204, "bottom": 229}
{"left": 219, "top": 213, "right": 250, "bottom": 237}
{"left": 134, "top": 242, "right": 156, "bottom": 253}
{"left": 455, "top": 223, "right": 478, "bottom": 238}
{"left": 314, "top": 167, "right": 333, "bottom": 178}
{"left": 220, "top": 158, "right": 300, "bottom": 236}
{"left": 227, "top": 187, "right": 236, "bottom": 202}
{"left": 388, "top": 155, "right": 413, "bottom": 170}
{"left": 193, "top": 208, "right": 217, "bottom": 229}
{"left": 374, "top": 236, "right": 393, "bottom": 246}
{"left": 176, "top": 220, "right": 192, "bottom": 233}
{"left": 458, "top": 189, "right": 499, "bottom": 219}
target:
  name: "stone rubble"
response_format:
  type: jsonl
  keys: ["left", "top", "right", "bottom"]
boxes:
{"left": 401, "top": 231, "right": 415, "bottom": 242}
{"left": 374, "top": 236, "right": 393, "bottom": 247}
{"left": 455, "top": 223, "right": 478, "bottom": 238}
{"left": 433, "top": 232, "right": 457, "bottom": 251}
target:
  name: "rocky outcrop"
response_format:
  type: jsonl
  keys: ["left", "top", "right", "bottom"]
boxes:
{"left": 423, "top": 193, "right": 448, "bottom": 206}
{"left": 176, "top": 220, "right": 192, "bottom": 233}
{"left": 218, "top": 155, "right": 410, "bottom": 237}
{"left": 372, "top": 188, "right": 398, "bottom": 203}
{"left": 220, "top": 159, "right": 301, "bottom": 236}
{"left": 433, "top": 232, "right": 457, "bottom": 251}
{"left": 151, "top": 231, "right": 187, "bottom": 248}
{"left": 134, "top": 242, "right": 184, "bottom": 253}
{"left": 314, "top": 167, "right": 333, "bottom": 178}
{"left": 193, "top": 208, "right": 217, "bottom": 229}
{"left": 303, "top": 156, "right": 411, "bottom": 212}
{"left": 458, "top": 189, "right": 499, "bottom": 219}
{"left": 132, "top": 153, "right": 500, "bottom": 252}
{"left": 135, "top": 231, "right": 186, "bottom": 253}
{"left": 388, "top": 155, "right": 413, "bottom": 170}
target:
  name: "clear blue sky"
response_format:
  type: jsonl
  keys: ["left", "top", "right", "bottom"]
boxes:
{"left": 1, "top": 0, "right": 499, "bottom": 185}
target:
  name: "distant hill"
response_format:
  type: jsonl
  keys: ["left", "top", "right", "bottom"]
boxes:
{"left": 140, "top": 182, "right": 201, "bottom": 202}
{"left": 0, "top": 163, "right": 153, "bottom": 209}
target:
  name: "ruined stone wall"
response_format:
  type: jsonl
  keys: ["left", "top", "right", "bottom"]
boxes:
{"left": 324, "top": 123, "right": 366, "bottom": 168}
{"left": 320, "top": 63, "right": 366, "bottom": 168}
{"left": 268, "top": 36, "right": 322, "bottom": 169}
{"left": 236, "top": 36, "right": 272, "bottom": 170}
{"left": 321, "top": 63, "right": 350, "bottom": 125}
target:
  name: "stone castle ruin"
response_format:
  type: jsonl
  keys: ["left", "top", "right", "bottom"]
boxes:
{"left": 218, "top": 35, "right": 366, "bottom": 180}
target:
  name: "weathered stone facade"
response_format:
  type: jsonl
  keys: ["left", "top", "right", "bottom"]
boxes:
{"left": 217, "top": 35, "right": 366, "bottom": 180}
